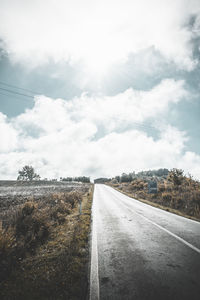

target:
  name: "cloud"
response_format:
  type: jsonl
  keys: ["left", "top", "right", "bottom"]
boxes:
{"left": 0, "top": 112, "right": 18, "bottom": 152}
{"left": 0, "top": 0, "right": 200, "bottom": 73}
{"left": 66, "top": 79, "right": 187, "bottom": 133}
{"left": 0, "top": 78, "right": 200, "bottom": 180}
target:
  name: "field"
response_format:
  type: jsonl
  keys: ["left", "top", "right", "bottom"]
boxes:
{"left": 0, "top": 181, "right": 93, "bottom": 300}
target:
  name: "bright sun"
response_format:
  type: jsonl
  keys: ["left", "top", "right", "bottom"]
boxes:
{"left": 66, "top": 5, "right": 131, "bottom": 80}
{"left": 81, "top": 31, "right": 115, "bottom": 77}
{"left": 72, "top": 16, "right": 122, "bottom": 78}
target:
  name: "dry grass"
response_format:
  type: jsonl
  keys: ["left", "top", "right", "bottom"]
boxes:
{"left": 108, "top": 177, "right": 200, "bottom": 221}
{"left": 0, "top": 185, "right": 93, "bottom": 300}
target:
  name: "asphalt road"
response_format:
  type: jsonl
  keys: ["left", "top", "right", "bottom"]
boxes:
{"left": 89, "top": 184, "right": 200, "bottom": 300}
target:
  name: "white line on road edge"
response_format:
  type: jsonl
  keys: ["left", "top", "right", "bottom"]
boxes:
{"left": 107, "top": 187, "right": 200, "bottom": 255}
{"left": 137, "top": 213, "right": 200, "bottom": 254}
{"left": 89, "top": 189, "right": 100, "bottom": 300}
{"left": 119, "top": 198, "right": 200, "bottom": 255}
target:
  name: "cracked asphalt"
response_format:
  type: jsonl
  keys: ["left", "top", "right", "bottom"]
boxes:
{"left": 90, "top": 184, "right": 200, "bottom": 300}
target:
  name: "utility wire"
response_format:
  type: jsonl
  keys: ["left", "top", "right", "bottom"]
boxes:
{"left": 0, "top": 91, "right": 158, "bottom": 133}
{"left": 0, "top": 80, "right": 40, "bottom": 95}
{"left": 0, "top": 93, "right": 158, "bottom": 133}
{"left": 0, "top": 87, "right": 34, "bottom": 98}
{"left": 0, "top": 91, "right": 33, "bottom": 103}
{"left": 0, "top": 81, "right": 161, "bottom": 133}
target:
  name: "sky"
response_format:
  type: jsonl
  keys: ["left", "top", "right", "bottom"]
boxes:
{"left": 0, "top": 0, "right": 200, "bottom": 180}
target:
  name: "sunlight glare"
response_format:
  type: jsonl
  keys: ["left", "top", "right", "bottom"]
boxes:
{"left": 74, "top": 16, "right": 121, "bottom": 78}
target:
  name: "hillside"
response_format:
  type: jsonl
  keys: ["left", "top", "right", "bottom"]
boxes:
{"left": 108, "top": 169, "right": 200, "bottom": 220}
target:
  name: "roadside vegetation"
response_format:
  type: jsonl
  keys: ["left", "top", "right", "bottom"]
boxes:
{"left": 17, "top": 165, "right": 90, "bottom": 184}
{"left": 61, "top": 176, "right": 91, "bottom": 183}
{"left": 106, "top": 168, "right": 200, "bottom": 221}
{"left": 0, "top": 182, "right": 93, "bottom": 300}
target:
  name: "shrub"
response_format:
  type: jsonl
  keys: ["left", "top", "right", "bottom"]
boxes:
{"left": 159, "top": 184, "right": 165, "bottom": 193}
{"left": 64, "top": 191, "right": 81, "bottom": 208}
{"left": 0, "top": 185, "right": 90, "bottom": 291}
{"left": 168, "top": 168, "right": 184, "bottom": 186}
{"left": 15, "top": 204, "right": 49, "bottom": 254}
{"left": 192, "top": 190, "right": 200, "bottom": 204}
{"left": 162, "top": 193, "right": 172, "bottom": 202}
{"left": 50, "top": 202, "right": 71, "bottom": 224}
{"left": 0, "top": 227, "right": 16, "bottom": 281}
{"left": 21, "top": 201, "right": 35, "bottom": 216}
{"left": 137, "top": 191, "right": 146, "bottom": 199}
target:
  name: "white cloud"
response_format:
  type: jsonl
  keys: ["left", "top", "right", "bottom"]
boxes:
{"left": 0, "top": 112, "right": 18, "bottom": 152}
{"left": 0, "top": 0, "right": 199, "bottom": 74}
{"left": 180, "top": 152, "right": 200, "bottom": 179}
{"left": 67, "top": 79, "right": 187, "bottom": 131}
{"left": 0, "top": 79, "right": 200, "bottom": 180}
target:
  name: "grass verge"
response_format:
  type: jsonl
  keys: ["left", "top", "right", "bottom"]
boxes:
{"left": 110, "top": 185, "right": 200, "bottom": 222}
{"left": 0, "top": 186, "right": 93, "bottom": 300}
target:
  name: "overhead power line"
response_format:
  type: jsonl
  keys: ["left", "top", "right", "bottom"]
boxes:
{"left": 0, "top": 87, "right": 34, "bottom": 98}
{"left": 0, "top": 91, "right": 33, "bottom": 103}
{"left": 0, "top": 81, "right": 165, "bottom": 134}
{"left": 0, "top": 81, "right": 37, "bottom": 103}
{"left": 0, "top": 86, "right": 159, "bottom": 133}
{"left": 0, "top": 80, "right": 40, "bottom": 95}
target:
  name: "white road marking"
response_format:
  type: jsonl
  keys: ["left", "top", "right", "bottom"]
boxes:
{"left": 90, "top": 184, "right": 200, "bottom": 300}
{"left": 89, "top": 188, "right": 100, "bottom": 300}
{"left": 106, "top": 186, "right": 200, "bottom": 254}
{"left": 111, "top": 186, "right": 200, "bottom": 226}
{"left": 116, "top": 195, "right": 200, "bottom": 255}
{"left": 136, "top": 212, "right": 200, "bottom": 254}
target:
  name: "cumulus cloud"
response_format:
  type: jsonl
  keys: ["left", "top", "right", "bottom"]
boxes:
{"left": 0, "top": 78, "right": 200, "bottom": 180}
{"left": 0, "top": 112, "right": 18, "bottom": 152}
{"left": 0, "top": 0, "right": 200, "bottom": 73}
{"left": 66, "top": 79, "right": 187, "bottom": 132}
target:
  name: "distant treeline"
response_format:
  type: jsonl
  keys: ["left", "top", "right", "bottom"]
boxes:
{"left": 137, "top": 169, "right": 169, "bottom": 177}
{"left": 94, "top": 178, "right": 111, "bottom": 184}
{"left": 94, "top": 168, "right": 169, "bottom": 184}
{"left": 60, "top": 176, "right": 90, "bottom": 183}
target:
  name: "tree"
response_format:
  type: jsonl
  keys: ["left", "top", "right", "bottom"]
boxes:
{"left": 17, "top": 165, "right": 40, "bottom": 181}
{"left": 115, "top": 176, "right": 120, "bottom": 182}
{"left": 120, "top": 173, "right": 132, "bottom": 183}
{"left": 168, "top": 168, "right": 184, "bottom": 186}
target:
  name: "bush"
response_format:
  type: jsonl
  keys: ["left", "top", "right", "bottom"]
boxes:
{"left": 162, "top": 193, "right": 172, "bottom": 202}
{"left": 15, "top": 202, "right": 49, "bottom": 253}
{"left": 64, "top": 191, "right": 81, "bottom": 208}
{"left": 0, "top": 226, "right": 17, "bottom": 281}
{"left": 21, "top": 201, "right": 35, "bottom": 216}
{"left": 50, "top": 202, "right": 71, "bottom": 224}
{"left": 130, "top": 180, "right": 147, "bottom": 191}
{"left": 192, "top": 190, "right": 200, "bottom": 204}
{"left": 168, "top": 168, "right": 184, "bottom": 186}
{"left": 0, "top": 201, "right": 50, "bottom": 282}
{"left": 110, "top": 170, "right": 200, "bottom": 219}
{"left": 159, "top": 184, "right": 165, "bottom": 193}
{"left": 0, "top": 183, "right": 91, "bottom": 298}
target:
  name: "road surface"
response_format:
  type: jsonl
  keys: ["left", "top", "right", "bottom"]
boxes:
{"left": 90, "top": 184, "right": 200, "bottom": 300}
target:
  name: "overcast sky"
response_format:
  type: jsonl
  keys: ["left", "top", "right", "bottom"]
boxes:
{"left": 0, "top": 0, "right": 200, "bottom": 180}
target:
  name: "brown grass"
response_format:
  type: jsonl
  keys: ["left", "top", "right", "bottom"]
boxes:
{"left": 108, "top": 177, "right": 200, "bottom": 221}
{"left": 0, "top": 186, "right": 93, "bottom": 300}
